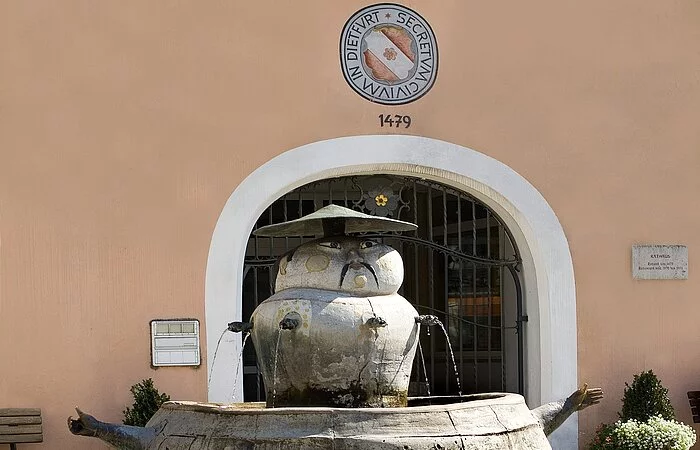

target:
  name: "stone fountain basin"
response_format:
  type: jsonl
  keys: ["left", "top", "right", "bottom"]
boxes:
{"left": 144, "top": 393, "right": 551, "bottom": 449}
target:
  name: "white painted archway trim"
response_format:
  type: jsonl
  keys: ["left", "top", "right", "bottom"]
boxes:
{"left": 205, "top": 135, "right": 578, "bottom": 448}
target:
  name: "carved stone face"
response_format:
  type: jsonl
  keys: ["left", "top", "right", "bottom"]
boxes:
{"left": 274, "top": 236, "right": 404, "bottom": 296}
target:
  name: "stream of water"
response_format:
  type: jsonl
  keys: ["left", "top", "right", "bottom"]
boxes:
{"left": 271, "top": 329, "right": 282, "bottom": 408}
{"left": 207, "top": 329, "right": 228, "bottom": 386}
{"left": 436, "top": 321, "right": 462, "bottom": 396}
{"left": 229, "top": 332, "right": 251, "bottom": 402}
{"left": 417, "top": 340, "right": 431, "bottom": 397}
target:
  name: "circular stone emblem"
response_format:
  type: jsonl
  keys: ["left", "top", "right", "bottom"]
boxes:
{"left": 340, "top": 3, "right": 438, "bottom": 105}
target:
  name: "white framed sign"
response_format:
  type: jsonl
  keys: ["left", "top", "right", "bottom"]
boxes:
{"left": 150, "top": 319, "right": 201, "bottom": 367}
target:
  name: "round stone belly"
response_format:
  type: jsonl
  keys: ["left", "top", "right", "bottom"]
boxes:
{"left": 250, "top": 290, "right": 420, "bottom": 407}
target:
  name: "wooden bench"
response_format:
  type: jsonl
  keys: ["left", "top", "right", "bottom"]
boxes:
{"left": 688, "top": 391, "right": 700, "bottom": 423}
{"left": 0, "top": 409, "right": 42, "bottom": 449}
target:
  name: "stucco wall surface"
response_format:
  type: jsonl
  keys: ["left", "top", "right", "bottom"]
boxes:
{"left": 1, "top": 1, "right": 699, "bottom": 448}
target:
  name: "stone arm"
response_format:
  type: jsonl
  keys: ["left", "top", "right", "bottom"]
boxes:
{"left": 532, "top": 384, "right": 604, "bottom": 436}
{"left": 68, "top": 408, "right": 160, "bottom": 450}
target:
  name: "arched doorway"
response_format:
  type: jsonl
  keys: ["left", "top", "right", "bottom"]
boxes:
{"left": 241, "top": 175, "right": 524, "bottom": 402}
{"left": 205, "top": 135, "right": 577, "bottom": 447}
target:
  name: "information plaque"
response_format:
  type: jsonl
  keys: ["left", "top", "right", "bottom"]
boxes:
{"left": 632, "top": 245, "right": 688, "bottom": 280}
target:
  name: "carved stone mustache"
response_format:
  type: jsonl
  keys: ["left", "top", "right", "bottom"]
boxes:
{"left": 339, "top": 262, "right": 379, "bottom": 288}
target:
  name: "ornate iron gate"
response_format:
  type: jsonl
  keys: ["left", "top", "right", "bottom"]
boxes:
{"left": 242, "top": 175, "right": 524, "bottom": 401}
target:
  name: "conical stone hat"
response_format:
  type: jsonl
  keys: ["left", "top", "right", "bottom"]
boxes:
{"left": 253, "top": 204, "right": 417, "bottom": 237}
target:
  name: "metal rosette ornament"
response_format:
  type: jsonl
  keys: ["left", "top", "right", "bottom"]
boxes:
{"left": 340, "top": 3, "right": 438, "bottom": 105}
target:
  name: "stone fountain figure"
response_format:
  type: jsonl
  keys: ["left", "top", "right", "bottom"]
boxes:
{"left": 69, "top": 204, "right": 602, "bottom": 449}
{"left": 244, "top": 204, "right": 422, "bottom": 408}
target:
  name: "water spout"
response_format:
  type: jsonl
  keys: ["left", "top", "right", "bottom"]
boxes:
{"left": 415, "top": 315, "right": 441, "bottom": 326}
{"left": 279, "top": 313, "right": 300, "bottom": 330}
{"left": 228, "top": 321, "right": 253, "bottom": 333}
{"left": 366, "top": 316, "right": 387, "bottom": 328}
{"left": 416, "top": 315, "right": 462, "bottom": 396}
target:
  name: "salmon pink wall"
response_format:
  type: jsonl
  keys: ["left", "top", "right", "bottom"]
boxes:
{"left": 1, "top": 1, "right": 699, "bottom": 448}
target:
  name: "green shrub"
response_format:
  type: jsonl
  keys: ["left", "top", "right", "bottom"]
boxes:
{"left": 122, "top": 378, "right": 170, "bottom": 427}
{"left": 620, "top": 370, "right": 675, "bottom": 421}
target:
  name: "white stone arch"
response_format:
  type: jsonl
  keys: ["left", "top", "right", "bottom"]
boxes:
{"left": 205, "top": 135, "right": 578, "bottom": 448}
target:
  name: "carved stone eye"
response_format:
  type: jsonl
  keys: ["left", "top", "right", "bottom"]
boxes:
{"left": 360, "top": 240, "right": 376, "bottom": 249}
{"left": 319, "top": 241, "right": 341, "bottom": 249}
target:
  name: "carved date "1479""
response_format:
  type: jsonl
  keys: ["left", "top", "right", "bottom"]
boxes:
{"left": 379, "top": 114, "right": 411, "bottom": 128}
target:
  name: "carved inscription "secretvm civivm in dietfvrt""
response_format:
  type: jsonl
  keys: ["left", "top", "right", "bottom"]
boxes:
{"left": 340, "top": 3, "right": 438, "bottom": 105}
